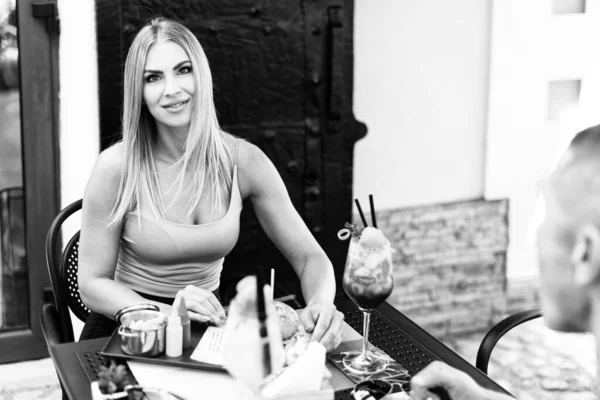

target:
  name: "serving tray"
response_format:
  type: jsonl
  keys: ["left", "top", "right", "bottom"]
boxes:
{"left": 100, "top": 321, "right": 227, "bottom": 372}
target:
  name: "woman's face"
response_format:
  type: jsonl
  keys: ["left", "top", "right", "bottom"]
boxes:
{"left": 142, "top": 39, "right": 195, "bottom": 135}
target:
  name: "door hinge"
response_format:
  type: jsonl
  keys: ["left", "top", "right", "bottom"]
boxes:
{"left": 326, "top": 6, "right": 344, "bottom": 121}
{"left": 328, "top": 6, "right": 344, "bottom": 28}
{"left": 32, "top": 1, "right": 60, "bottom": 34}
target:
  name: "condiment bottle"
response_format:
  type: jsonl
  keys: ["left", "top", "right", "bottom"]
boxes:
{"left": 166, "top": 313, "right": 183, "bottom": 357}
{"left": 177, "top": 297, "right": 192, "bottom": 350}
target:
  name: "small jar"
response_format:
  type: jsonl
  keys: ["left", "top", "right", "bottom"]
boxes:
{"left": 115, "top": 304, "right": 167, "bottom": 357}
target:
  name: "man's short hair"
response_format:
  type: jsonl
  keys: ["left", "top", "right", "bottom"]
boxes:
{"left": 548, "top": 124, "right": 600, "bottom": 228}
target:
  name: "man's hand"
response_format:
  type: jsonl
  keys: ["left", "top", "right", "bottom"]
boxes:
{"left": 410, "top": 361, "right": 510, "bottom": 400}
{"left": 298, "top": 302, "right": 344, "bottom": 352}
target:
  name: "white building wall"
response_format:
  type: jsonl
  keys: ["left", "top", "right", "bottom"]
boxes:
{"left": 353, "top": 0, "right": 490, "bottom": 211}
{"left": 57, "top": 0, "right": 99, "bottom": 208}
{"left": 57, "top": 0, "right": 99, "bottom": 339}
{"left": 485, "top": 0, "right": 600, "bottom": 278}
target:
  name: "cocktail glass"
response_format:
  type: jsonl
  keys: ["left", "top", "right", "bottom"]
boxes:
{"left": 342, "top": 235, "right": 393, "bottom": 375}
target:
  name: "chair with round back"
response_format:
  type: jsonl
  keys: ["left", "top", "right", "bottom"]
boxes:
{"left": 475, "top": 308, "right": 542, "bottom": 374}
{"left": 39, "top": 302, "right": 69, "bottom": 399}
{"left": 44, "top": 199, "right": 89, "bottom": 343}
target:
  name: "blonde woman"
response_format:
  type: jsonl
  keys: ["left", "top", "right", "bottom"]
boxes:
{"left": 78, "top": 18, "right": 344, "bottom": 351}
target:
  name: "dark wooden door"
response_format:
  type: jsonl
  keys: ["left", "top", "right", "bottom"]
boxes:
{"left": 0, "top": 0, "right": 60, "bottom": 363}
{"left": 95, "top": 0, "right": 366, "bottom": 302}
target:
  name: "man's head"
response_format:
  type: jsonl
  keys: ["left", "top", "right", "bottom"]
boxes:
{"left": 537, "top": 124, "right": 600, "bottom": 332}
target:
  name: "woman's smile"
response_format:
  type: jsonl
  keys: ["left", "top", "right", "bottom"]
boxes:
{"left": 162, "top": 99, "right": 190, "bottom": 112}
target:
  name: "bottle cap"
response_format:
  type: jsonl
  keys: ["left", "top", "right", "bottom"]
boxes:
{"left": 168, "top": 313, "right": 181, "bottom": 326}
{"left": 177, "top": 297, "right": 190, "bottom": 324}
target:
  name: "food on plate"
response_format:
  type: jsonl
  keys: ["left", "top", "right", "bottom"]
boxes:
{"left": 274, "top": 301, "right": 300, "bottom": 340}
{"left": 282, "top": 325, "right": 312, "bottom": 366}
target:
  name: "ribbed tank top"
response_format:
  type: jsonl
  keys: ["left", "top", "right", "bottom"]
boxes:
{"left": 114, "top": 141, "right": 243, "bottom": 298}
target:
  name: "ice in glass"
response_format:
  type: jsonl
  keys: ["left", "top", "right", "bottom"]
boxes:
{"left": 343, "top": 229, "right": 393, "bottom": 311}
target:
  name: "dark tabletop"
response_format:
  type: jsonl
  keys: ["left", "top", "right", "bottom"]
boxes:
{"left": 49, "top": 298, "right": 512, "bottom": 400}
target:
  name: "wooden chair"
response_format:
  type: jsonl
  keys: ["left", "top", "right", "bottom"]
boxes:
{"left": 39, "top": 302, "right": 68, "bottom": 399}
{"left": 41, "top": 199, "right": 87, "bottom": 400}
{"left": 44, "top": 199, "right": 89, "bottom": 344}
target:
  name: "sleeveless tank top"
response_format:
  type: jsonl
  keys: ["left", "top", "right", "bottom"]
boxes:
{"left": 114, "top": 140, "right": 243, "bottom": 297}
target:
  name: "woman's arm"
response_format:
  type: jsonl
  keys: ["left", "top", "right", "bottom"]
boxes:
{"left": 237, "top": 141, "right": 344, "bottom": 350}
{"left": 78, "top": 144, "right": 172, "bottom": 318}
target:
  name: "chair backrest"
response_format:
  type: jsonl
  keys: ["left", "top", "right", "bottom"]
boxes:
{"left": 475, "top": 308, "right": 542, "bottom": 373}
{"left": 45, "top": 199, "right": 89, "bottom": 342}
{"left": 40, "top": 302, "right": 64, "bottom": 347}
{"left": 39, "top": 302, "right": 68, "bottom": 397}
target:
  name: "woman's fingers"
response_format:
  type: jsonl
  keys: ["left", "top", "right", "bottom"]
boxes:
{"left": 176, "top": 286, "right": 226, "bottom": 325}
{"left": 308, "top": 306, "right": 332, "bottom": 343}
{"left": 299, "top": 303, "right": 345, "bottom": 352}
{"left": 317, "top": 310, "right": 345, "bottom": 352}
{"left": 205, "top": 293, "right": 226, "bottom": 320}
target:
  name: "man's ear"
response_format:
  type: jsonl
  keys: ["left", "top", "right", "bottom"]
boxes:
{"left": 572, "top": 224, "right": 600, "bottom": 286}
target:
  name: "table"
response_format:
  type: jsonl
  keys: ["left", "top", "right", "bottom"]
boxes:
{"left": 49, "top": 298, "right": 512, "bottom": 399}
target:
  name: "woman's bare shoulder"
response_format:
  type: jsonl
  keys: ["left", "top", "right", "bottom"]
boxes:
{"left": 237, "top": 139, "right": 269, "bottom": 170}
{"left": 95, "top": 142, "right": 124, "bottom": 175}
{"left": 235, "top": 140, "right": 280, "bottom": 198}
{"left": 84, "top": 143, "right": 124, "bottom": 200}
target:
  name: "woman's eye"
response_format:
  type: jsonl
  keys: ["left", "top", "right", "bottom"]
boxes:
{"left": 178, "top": 66, "right": 192, "bottom": 75}
{"left": 145, "top": 74, "right": 159, "bottom": 83}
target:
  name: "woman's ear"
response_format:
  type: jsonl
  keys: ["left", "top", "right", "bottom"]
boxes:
{"left": 572, "top": 224, "right": 600, "bottom": 286}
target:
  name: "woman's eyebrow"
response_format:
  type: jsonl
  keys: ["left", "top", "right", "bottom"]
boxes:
{"left": 144, "top": 60, "right": 191, "bottom": 74}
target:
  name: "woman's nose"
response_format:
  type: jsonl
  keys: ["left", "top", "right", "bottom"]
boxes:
{"left": 164, "top": 76, "right": 182, "bottom": 96}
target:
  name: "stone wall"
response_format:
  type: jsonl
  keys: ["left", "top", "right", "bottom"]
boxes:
{"left": 368, "top": 199, "right": 510, "bottom": 338}
{"left": 506, "top": 276, "right": 540, "bottom": 314}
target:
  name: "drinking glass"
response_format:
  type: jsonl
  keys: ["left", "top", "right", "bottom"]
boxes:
{"left": 342, "top": 236, "right": 393, "bottom": 375}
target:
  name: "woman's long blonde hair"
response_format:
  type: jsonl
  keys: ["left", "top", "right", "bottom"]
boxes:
{"left": 109, "top": 18, "right": 234, "bottom": 226}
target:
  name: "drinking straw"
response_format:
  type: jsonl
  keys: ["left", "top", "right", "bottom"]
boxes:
{"left": 369, "top": 194, "right": 378, "bottom": 229}
{"left": 270, "top": 268, "right": 275, "bottom": 301}
{"left": 256, "top": 267, "right": 272, "bottom": 376}
{"left": 354, "top": 199, "right": 369, "bottom": 228}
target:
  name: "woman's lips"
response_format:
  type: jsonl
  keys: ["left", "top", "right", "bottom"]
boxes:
{"left": 162, "top": 99, "right": 189, "bottom": 112}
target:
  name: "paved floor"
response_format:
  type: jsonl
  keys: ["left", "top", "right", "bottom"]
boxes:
{"left": 0, "top": 357, "right": 61, "bottom": 400}
{"left": 0, "top": 318, "right": 596, "bottom": 400}
{"left": 444, "top": 319, "right": 597, "bottom": 400}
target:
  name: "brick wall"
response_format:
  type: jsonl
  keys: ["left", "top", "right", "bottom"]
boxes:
{"left": 506, "top": 276, "right": 540, "bottom": 314}
{"left": 365, "top": 199, "right": 510, "bottom": 338}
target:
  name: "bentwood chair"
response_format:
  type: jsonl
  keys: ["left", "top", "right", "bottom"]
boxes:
{"left": 42, "top": 199, "right": 86, "bottom": 400}
{"left": 43, "top": 199, "right": 89, "bottom": 344}
{"left": 39, "top": 302, "right": 68, "bottom": 399}
{"left": 476, "top": 308, "right": 542, "bottom": 373}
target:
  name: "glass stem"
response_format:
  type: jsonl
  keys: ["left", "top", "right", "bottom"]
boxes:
{"left": 362, "top": 311, "right": 371, "bottom": 358}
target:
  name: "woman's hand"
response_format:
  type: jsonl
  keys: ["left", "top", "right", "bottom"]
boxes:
{"left": 409, "top": 361, "right": 509, "bottom": 400}
{"left": 298, "top": 302, "right": 344, "bottom": 352}
{"left": 175, "top": 285, "right": 226, "bottom": 326}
